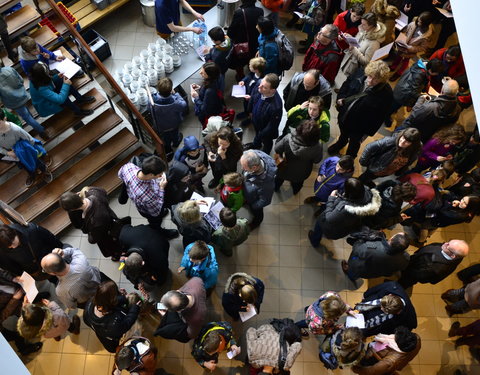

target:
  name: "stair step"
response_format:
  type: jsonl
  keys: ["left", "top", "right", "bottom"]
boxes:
{"left": 38, "top": 147, "right": 146, "bottom": 235}
{"left": 15, "top": 128, "right": 138, "bottom": 222}
{"left": 6, "top": 5, "right": 41, "bottom": 38}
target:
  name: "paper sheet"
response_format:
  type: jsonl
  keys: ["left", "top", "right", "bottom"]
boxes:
{"left": 204, "top": 201, "right": 224, "bottom": 230}
{"left": 293, "top": 11, "right": 308, "bottom": 19}
{"left": 190, "top": 191, "right": 215, "bottom": 213}
{"left": 1, "top": 155, "right": 19, "bottom": 162}
{"left": 342, "top": 33, "right": 359, "bottom": 48}
{"left": 371, "top": 42, "right": 394, "bottom": 61}
{"left": 195, "top": 45, "right": 207, "bottom": 62}
{"left": 239, "top": 304, "right": 257, "bottom": 322}
{"left": 346, "top": 313, "right": 365, "bottom": 329}
{"left": 49, "top": 51, "right": 81, "bottom": 79}
{"left": 231, "top": 84, "right": 246, "bottom": 98}
{"left": 18, "top": 271, "right": 38, "bottom": 303}
{"left": 395, "top": 11, "right": 408, "bottom": 30}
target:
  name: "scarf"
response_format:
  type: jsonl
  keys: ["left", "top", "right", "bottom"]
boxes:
{"left": 355, "top": 299, "right": 394, "bottom": 329}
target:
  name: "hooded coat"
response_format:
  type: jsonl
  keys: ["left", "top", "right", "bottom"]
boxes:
{"left": 318, "top": 186, "right": 382, "bottom": 239}
{"left": 366, "top": 180, "right": 406, "bottom": 229}
{"left": 274, "top": 130, "right": 323, "bottom": 183}
{"left": 243, "top": 150, "right": 277, "bottom": 210}
{"left": 393, "top": 59, "right": 430, "bottom": 107}
{"left": 258, "top": 29, "right": 280, "bottom": 75}
{"left": 370, "top": 0, "right": 401, "bottom": 44}
{"left": 302, "top": 39, "right": 343, "bottom": 84}
{"left": 17, "top": 301, "right": 70, "bottom": 340}
{"left": 221, "top": 272, "right": 264, "bottom": 320}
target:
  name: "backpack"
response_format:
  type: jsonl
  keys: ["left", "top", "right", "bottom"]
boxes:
{"left": 270, "top": 318, "right": 302, "bottom": 374}
{"left": 274, "top": 31, "right": 294, "bottom": 73}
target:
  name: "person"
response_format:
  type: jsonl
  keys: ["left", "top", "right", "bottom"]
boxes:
{"left": 274, "top": 119, "right": 323, "bottom": 194}
{"left": 59, "top": 187, "right": 126, "bottom": 260}
{"left": 341, "top": 230, "right": 410, "bottom": 281}
{"left": 386, "top": 58, "right": 443, "bottom": 127}
{"left": 283, "top": 69, "right": 332, "bottom": 111}
{"left": 448, "top": 319, "right": 480, "bottom": 348}
{"left": 441, "top": 277, "right": 480, "bottom": 316}
{"left": 334, "top": 3, "right": 365, "bottom": 40}
{"left": 18, "top": 36, "right": 65, "bottom": 76}
{"left": 398, "top": 240, "right": 469, "bottom": 290}
{"left": 240, "top": 150, "right": 277, "bottom": 230}
{"left": 114, "top": 336, "right": 157, "bottom": 375}
{"left": 154, "top": 0, "right": 205, "bottom": 38}
{"left": 191, "top": 62, "right": 224, "bottom": 126}
{"left": 191, "top": 321, "right": 239, "bottom": 371}
{"left": 295, "top": 0, "right": 327, "bottom": 54}
{"left": 157, "top": 277, "right": 207, "bottom": 340}
{"left": 352, "top": 326, "right": 421, "bottom": 375}
{"left": 430, "top": 195, "right": 480, "bottom": 230}
{"left": 339, "top": 13, "right": 386, "bottom": 77}
{"left": 370, "top": 0, "right": 400, "bottom": 44}
{"left": 358, "top": 128, "right": 422, "bottom": 187}
{"left": 429, "top": 45, "right": 466, "bottom": 93}
{"left": 0, "top": 223, "right": 63, "bottom": 281}
{"left": 295, "top": 291, "right": 350, "bottom": 337}
{"left": 212, "top": 208, "right": 250, "bottom": 257}
{"left": 399, "top": 169, "right": 445, "bottom": 209}
{"left": 150, "top": 77, "right": 186, "bottom": 157}
{"left": 237, "top": 57, "right": 266, "bottom": 126}
{"left": 29, "top": 62, "right": 94, "bottom": 118}
{"left": 83, "top": 280, "right": 141, "bottom": 353}
{"left": 0, "top": 112, "right": 52, "bottom": 187}
{"left": 401, "top": 78, "right": 461, "bottom": 143}
{"left": 118, "top": 155, "right": 177, "bottom": 238}
{"left": 303, "top": 155, "right": 354, "bottom": 206}
{"left": 119, "top": 228, "right": 169, "bottom": 293}
{"left": 354, "top": 281, "right": 417, "bottom": 337}
{"left": 17, "top": 299, "right": 80, "bottom": 341}
{"left": 321, "top": 327, "right": 366, "bottom": 369}
{"left": 226, "top": 0, "right": 264, "bottom": 81}
{"left": 247, "top": 73, "right": 283, "bottom": 153}
{"left": 178, "top": 240, "right": 218, "bottom": 291}
{"left": 256, "top": 17, "right": 281, "bottom": 75}
{"left": 222, "top": 272, "right": 264, "bottom": 320}
{"left": 389, "top": 11, "right": 434, "bottom": 81}
{"left": 246, "top": 322, "right": 302, "bottom": 373}
{"left": 0, "top": 14, "right": 18, "bottom": 62}
{"left": 260, "top": 0, "right": 283, "bottom": 26}
{"left": 0, "top": 66, "right": 46, "bottom": 137}
{"left": 328, "top": 61, "right": 393, "bottom": 158}
{"left": 284, "top": 96, "right": 330, "bottom": 142}
{"left": 217, "top": 173, "right": 245, "bottom": 212}
{"left": 308, "top": 178, "right": 381, "bottom": 248}
{"left": 174, "top": 135, "right": 209, "bottom": 193}
{"left": 205, "top": 26, "right": 232, "bottom": 77}
{"left": 40, "top": 247, "right": 102, "bottom": 309}
{"left": 302, "top": 24, "right": 343, "bottom": 84}
{"left": 447, "top": 167, "right": 480, "bottom": 197}
{"left": 452, "top": 129, "right": 480, "bottom": 174}
{"left": 204, "top": 126, "right": 243, "bottom": 188}
{"left": 171, "top": 200, "right": 212, "bottom": 247}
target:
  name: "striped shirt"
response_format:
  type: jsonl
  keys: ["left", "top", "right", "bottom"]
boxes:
{"left": 118, "top": 162, "right": 165, "bottom": 217}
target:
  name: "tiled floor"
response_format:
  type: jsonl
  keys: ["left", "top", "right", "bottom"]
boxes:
{"left": 19, "top": 2, "right": 480, "bottom": 374}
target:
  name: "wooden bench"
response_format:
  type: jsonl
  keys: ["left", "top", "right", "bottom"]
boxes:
{"left": 38, "top": 147, "right": 145, "bottom": 234}
{"left": 70, "top": 0, "right": 132, "bottom": 29}
{"left": 6, "top": 5, "right": 41, "bottom": 38}
{"left": 0, "top": 0, "right": 18, "bottom": 14}
{"left": 15, "top": 128, "right": 138, "bottom": 222}
{"left": 0, "top": 108, "right": 123, "bottom": 204}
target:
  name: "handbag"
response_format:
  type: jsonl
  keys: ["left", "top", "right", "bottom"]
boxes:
{"left": 232, "top": 9, "right": 250, "bottom": 60}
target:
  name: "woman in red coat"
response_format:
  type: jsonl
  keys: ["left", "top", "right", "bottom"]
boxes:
{"left": 429, "top": 45, "right": 465, "bottom": 93}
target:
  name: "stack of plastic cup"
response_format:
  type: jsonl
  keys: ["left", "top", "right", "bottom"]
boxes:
{"left": 147, "top": 69, "right": 158, "bottom": 86}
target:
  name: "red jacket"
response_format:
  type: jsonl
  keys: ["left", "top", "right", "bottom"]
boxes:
{"left": 334, "top": 10, "right": 360, "bottom": 50}
{"left": 261, "top": 0, "right": 283, "bottom": 12}
{"left": 429, "top": 48, "right": 466, "bottom": 92}
{"left": 302, "top": 39, "right": 343, "bottom": 84}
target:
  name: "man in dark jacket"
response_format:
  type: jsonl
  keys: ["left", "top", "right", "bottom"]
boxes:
{"left": 398, "top": 240, "right": 469, "bottom": 290}
{"left": 0, "top": 223, "right": 63, "bottom": 281}
{"left": 354, "top": 281, "right": 417, "bottom": 337}
{"left": 341, "top": 230, "right": 410, "bottom": 281}
{"left": 0, "top": 15, "right": 17, "bottom": 62}
{"left": 247, "top": 73, "right": 283, "bottom": 154}
{"left": 401, "top": 78, "right": 462, "bottom": 143}
{"left": 283, "top": 69, "right": 332, "bottom": 111}
{"left": 327, "top": 61, "right": 393, "bottom": 158}
{"left": 119, "top": 224, "right": 170, "bottom": 289}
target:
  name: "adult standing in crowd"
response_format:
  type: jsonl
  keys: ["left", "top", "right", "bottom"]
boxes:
{"left": 241, "top": 150, "right": 277, "bottom": 230}
{"left": 222, "top": 272, "right": 264, "bottom": 321}
{"left": 283, "top": 69, "right": 332, "bottom": 111}
{"left": 154, "top": 0, "right": 205, "bottom": 38}
{"left": 0, "top": 14, "right": 17, "bottom": 61}
{"left": 256, "top": 17, "right": 281, "bottom": 75}
{"left": 370, "top": 0, "right": 401, "bottom": 45}
{"left": 429, "top": 45, "right": 465, "bottom": 93}
{"left": 191, "top": 62, "right": 224, "bottom": 126}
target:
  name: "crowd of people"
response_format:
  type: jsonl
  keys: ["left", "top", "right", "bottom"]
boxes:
{"left": 1, "top": 0, "right": 479, "bottom": 374}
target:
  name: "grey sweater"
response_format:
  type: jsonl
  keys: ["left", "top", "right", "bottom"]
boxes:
{"left": 0, "top": 122, "right": 36, "bottom": 156}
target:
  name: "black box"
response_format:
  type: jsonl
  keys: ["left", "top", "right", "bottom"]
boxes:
{"left": 81, "top": 29, "right": 112, "bottom": 67}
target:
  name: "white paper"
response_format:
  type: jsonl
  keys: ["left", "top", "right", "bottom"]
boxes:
{"left": 293, "top": 11, "right": 308, "bottom": 19}
{"left": 204, "top": 201, "right": 224, "bottom": 230}
{"left": 190, "top": 191, "right": 215, "bottom": 213}
{"left": 239, "top": 304, "right": 257, "bottom": 322}
{"left": 395, "top": 11, "right": 408, "bottom": 30}
{"left": 18, "top": 271, "right": 38, "bottom": 303}
{"left": 231, "top": 84, "right": 246, "bottom": 98}
{"left": 342, "top": 33, "right": 360, "bottom": 48}
{"left": 346, "top": 313, "right": 365, "bottom": 329}
{"left": 371, "top": 42, "right": 394, "bottom": 61}
{"left": 227, "top": 350, "right": 235, "bottom": 359}
{"left": 49, "top": 53, "right": 81, "bottom": 79}
{"left": 436, "top": 7, "right": 453, "bottom": 18}
{"left": 1, "top": 155, "right": 19, "bottom": 162}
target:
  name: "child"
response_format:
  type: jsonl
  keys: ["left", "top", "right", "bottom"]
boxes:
{"left": 284, "top": 95, "right": 330, "bottom": 142}
{"left": 237, "top": 57, "right": 266, "bottom": 127}
{"left": 174, "top": 136, "right": 208, "bottom": 193}
{"left": 212, "top": 208, "right": 250, "bottom": 256}
{"left": 178, "top": 240, "right": 218, "bottom": 290}
{"left": 171, "top": 200, "right": 212, "bottom": 247}
{"left": 205, "top": 26, "right": 232, "bottom": 77}
{"left": 151, "top": 77, "right": 186, "bottom": 159}
{"left": 217, "top": 172, "right": 244, "bottom": 212}
{"left": 19, "top": 36, "right": 65, "bottom": 76}
{"left": 304, "top": 155, "right": 354, "bottom": 206}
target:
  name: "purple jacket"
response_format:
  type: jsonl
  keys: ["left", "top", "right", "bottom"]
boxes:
{"left": 313, "top": 156, "right": 353, "bottom": 202}
{"left": 417, "top": 138, "right": 452, "bottom": 170}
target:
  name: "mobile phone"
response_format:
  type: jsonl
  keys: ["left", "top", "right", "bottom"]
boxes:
{"left": 157, "top": 302, "right": 167, "bottom": 310}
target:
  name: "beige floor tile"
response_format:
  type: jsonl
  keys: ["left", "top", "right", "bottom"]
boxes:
{"left": 418, "top": 340, "right": 443, "bottom": 365}
{"left": 41, "top": 337, "right": 65, "bottom": 353}
{"left": 279, "top": 246, "right": 303, "bottom": 267}
{"left": 33, "top": 352, "right": 61, "bottom": 375}
{"left": 257, "top": 244, "right": 280, "bottom": 266}
{"left": 59, "top": 353, "right": 86, "bottom": 375}
{"left": 84, "top": 354, "right": 112, "bottom": 375}
{"left": 62, "top": 328, "right": 90, "bottom": 354}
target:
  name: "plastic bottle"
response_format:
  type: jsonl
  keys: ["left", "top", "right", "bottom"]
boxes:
{"left": 192, "top": 20, "right": 208, "bottom": 49}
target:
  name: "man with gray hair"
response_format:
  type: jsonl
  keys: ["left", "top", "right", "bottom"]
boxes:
{"left": 240, "top": 150, "right": 277, "bottom": 230}
{"left": 283, "top": 69, "right": 332, "bottom": 111}
{"left": 302, "top": 24, "right": 343, "bottom": 84}
{"left": 401, "top": 78, "right": 462, "bottom": 143}
{"left": 154, "top": 277, "right": 206, "bottom": 341}
{"left": 40, "top": 247, "right": 101, "bottom": 309}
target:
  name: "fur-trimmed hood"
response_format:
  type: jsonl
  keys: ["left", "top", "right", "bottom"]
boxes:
{"left": 224, "top": 272, "right": 257, "bottom": 294}
{"left": 344, "top": 188, "right": 382, "bottom": 217}
{"left": 371, "top": 0, "right": 401, "bottom": 20}
{"left": 17, "top": 307, "right": 53, "bottom": 340}
{"left": 359, "top": 21, "right": 386, "bottom": 42}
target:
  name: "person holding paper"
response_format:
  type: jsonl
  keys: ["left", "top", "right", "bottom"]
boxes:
{"left": 18, "top": 37, "right": 65, "bottom": 77}
{"left": 334, "top": 3, "right": 365, "bottom": 50}
{"left": 222, "top": 272, "right": 263, "bottom": 320}
{"left": 172, "top": 200, "right": 212, "bottom": 247}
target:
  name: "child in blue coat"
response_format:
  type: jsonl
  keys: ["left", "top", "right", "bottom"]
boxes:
{"left": 178, "top": 240, "right": 218, "bottom": 290}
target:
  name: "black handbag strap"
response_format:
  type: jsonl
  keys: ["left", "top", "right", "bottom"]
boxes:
{"left": 242, "top": 9, "right": 249, "bottom": 44}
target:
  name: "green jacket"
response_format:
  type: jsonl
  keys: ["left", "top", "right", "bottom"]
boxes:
{"left": 285, "top": 106, "right": 330, "bottom": 143}
{"left": 2, "top": 108, "right": 22, "bottom": 127}
{"left": 212, "top": 218, "right": 250, "bottom": 255}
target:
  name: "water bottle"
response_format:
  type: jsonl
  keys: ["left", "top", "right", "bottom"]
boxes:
{"left": 192, "top": 20, "right": 208, "bottom": 49}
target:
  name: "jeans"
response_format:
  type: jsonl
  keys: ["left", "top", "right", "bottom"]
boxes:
{"left": 14, "top": 105, "right": 45, "bottom": 134}
{"left": 53, "top": 76, "right": 83, "bottom": 114}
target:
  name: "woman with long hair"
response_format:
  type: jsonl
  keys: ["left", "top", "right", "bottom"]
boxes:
{"left": 222, "top": 272, "right": 264, "bottom": 321}
{"left": 191, "top": 62, "right": 224, "bottom": 126}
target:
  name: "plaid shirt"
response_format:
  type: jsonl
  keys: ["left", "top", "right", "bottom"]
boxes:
{"left": 118, "top": 162, "right": 165, "bottom": 217}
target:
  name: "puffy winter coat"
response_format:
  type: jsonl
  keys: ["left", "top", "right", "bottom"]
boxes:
{"left": 243, "top": 150, "right": 277, "bottom": 210}
{"left": 302, "top": 39, "right": 343, "bottom": 84}
{"left": 313, "top": 156, "right": 353, "bottom": 202}
{"left": 193, "top": 81, "right": 223, "bottom": 124}
{"left": 366, "top": 180, "right": 405, "bottom": 229}
{"left": 370, "top": 0, "right": 401, "bottom": 44}
{"left": 151, "top": 92, "right": 187, "bottom": 133}
{"left": 393, "top": 59, "right": 430, "bottom": 107}
{"left": 258, "top": 29, "right": 280, "bottom": 75}
{"left": 222, "top": 272, "right": 264, "bottom": 320}
{"left": 180, "top": 243, "right": 218, "bottom": 290}
{"left": 17, "top": 301, "right": 70, "bottom": 340}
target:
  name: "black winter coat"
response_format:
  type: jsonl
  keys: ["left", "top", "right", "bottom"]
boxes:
{"left": 366, "top": 180, "right": 404, "bottom": 229}
{"left": 222, "top": 273, "right": 265, "bottom": 321}
{"left": 393, "top": 59, "right": 430, "bottom": 107}
{"left": 337, "top": 67, "right": 393, "bottom": 136}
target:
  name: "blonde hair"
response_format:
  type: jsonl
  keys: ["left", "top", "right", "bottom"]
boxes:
{"left": 249, "top": 57, "right": 267, "bottom": 73}
{"left": 223, "top": 172, "right": 243, "bottom": 188}
{"left": 177, "top": 200, "right": 201, "bottom": 224}
{"left": 364, "top": 60, "right": 390, "bottom": 82}
{"left": 321, "top": 295, "right": 348, "bottom": 320}
{"left": 381, "top": 295, "right": 403, "bottom": 314}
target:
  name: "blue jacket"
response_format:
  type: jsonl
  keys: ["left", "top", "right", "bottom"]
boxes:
{"left": 313, "top": 156, "right": 353, "bottom": 202}
{"left": 180, "top": 243, "right": 218, "bottom": 289}
{"left": 243, "top": 150, "right": 277, "bottom": 210}
{"left": 258, "top": 29, "right": 280, "bottom": 75}
{"left": 30, "top": 75, "right": 71, "bottom": 117}
{"left": 19, "top": 44, "right": 56, "bottom": 76}
{"left": 0, "top": 67, "right": 30, "bottom": 109}
{"left": 13, "top": 139, "right": 46, "bottom": 173}
{"left": 248, "top": 90, "right": 283, "bottom": 139}
{"left": 151, "top": 92, "right": 187, "bottom": 132}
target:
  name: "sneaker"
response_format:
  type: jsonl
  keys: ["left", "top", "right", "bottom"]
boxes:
{"left": 308, "top": 230, "right": 319, "bottom": 248}
{"left": 25, "top": 174, "right": 36, "bottom": 188}
{"left": 300, "top": 328, "right": 310, "bottom": 338}
{"left": 303, "top": 196, "right": 317, "bottom": 204}
{"left": 236, "top": 111, "right": 248, "bottom": 120}
{"left": 77, "top": 95, "right": 96, "bottom": 104}
{"left": 448, "top": 321, "right": 461, "bottom": 337}
{"left": 75, "top": 109, "right": 94, "bottom": 117}
{"left": 42, "top": 170, "right": 53, "bottom": 183}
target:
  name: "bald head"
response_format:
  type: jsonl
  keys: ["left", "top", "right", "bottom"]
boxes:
{"left": 41, "top": 253, "right": 67, "bottom": 275}
{"left": 441, "top": 79, "right": 459, "bottom": 96}
{"left": 304, "top": 69, "right": 320, "bottom": 91}
{"left": 449, "top": 239, "right": 469, "bottom": 258}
